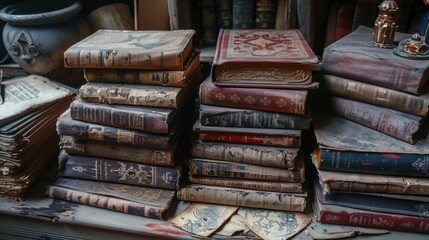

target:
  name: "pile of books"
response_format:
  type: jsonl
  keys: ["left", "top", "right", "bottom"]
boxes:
{"left": 47, "top": 29, "right": 202, "bottom": 220}
{"left": 311, "top": 26, "right": 429, "bottom": 233}
{"left": 177, "top": 28, "right": 319, "bottom": 212}
{"left": 0, "top": 75, "right": 73, "bottom": 200}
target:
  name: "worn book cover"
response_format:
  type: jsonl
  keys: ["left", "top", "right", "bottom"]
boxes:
{"left": 321, "top": 26, "right": 429, "bottom": 94}
{"left": 312, "top": 113, "right": 429, "bottom": 177}
{"left": 64, "top": 29, "right": 195, "bottom": 70}
{"left": 47, "top": 177, "right": 175, "bottom": 219}
{"left": 212, "top": 29, "right": 319, "bottom": 88}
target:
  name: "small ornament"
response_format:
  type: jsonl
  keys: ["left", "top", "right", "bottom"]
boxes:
{"left": 372, "top": 0, "right": 399, "bottom": 48}
{"left": 393, "top": 33, "right": 429, "bottom": 59}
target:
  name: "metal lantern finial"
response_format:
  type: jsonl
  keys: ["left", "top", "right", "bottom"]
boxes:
{"left": 372, "top": 0, "right": 399, "bottom": 48}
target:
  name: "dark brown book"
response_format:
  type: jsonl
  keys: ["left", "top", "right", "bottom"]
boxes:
{"left": 330, "top": 96, "right": 426, "bottom": 144}
{"left": 59, "top": 135, "right": 176, "bottom": 166}
{"left": 47, "top": 177, "right": 175, "bottom": 219}
{"left": 83, "top": 52, "right": 201, "bottom": 87}
{"left": 323, "top": 74, "right": 429, "bottom": 117}
{"left": 57, "top": 110, "right": 173, "bottom": 148}
{"left": 59, "top": 152, "right": 181, "bottom": 189}
{"left": 255, "top": 0, "right": 277, "bottom": 29}
{"left": 191, "top": 139, "right": 299, "bottom": 168}
{"left": 199, "top": 77, "right": 309, "bottom": 114}
{"left": 321, "top": 26, "right": 429, "bottom": 95}
{"left": 64, "top": 29, "right": 195, "bottom": 70}
{"left": 69, "top": 98, "right": 178, "bottom": 134}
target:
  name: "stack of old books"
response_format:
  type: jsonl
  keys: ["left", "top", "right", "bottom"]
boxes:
{"left": 46, "top": 30, "right": 202, "bottom": 220}
{"left": 310, "top": 26, "right": 429, "bottom": 233}
{"left": 0, "top": 75, "right": 74, "bottom": 200}
{"left": 177, "top": 28, "right": 319, "bottom": 212}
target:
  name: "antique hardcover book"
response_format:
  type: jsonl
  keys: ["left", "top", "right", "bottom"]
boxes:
{"left": 57, "top": 110, "right": 173, "bottom": 149}
{"left": 329, "top": 96, "right": 426, "bottom": 144}
{"left": 313, "top": 186, "right": 429, "bottom": 233}
{"left": 177, "top": 184, "right": 307, "bottom": 211}
{"left": 194, "top": 120, "right": 301, "bottom": 148}
{"left": 64, "top": 29, "right": 195, "bottom": 70}
{"left": 188, "top": 158, "right": 305, "bottom": 183}
{"left": 47, "top": 177, "right": 175, "bottom": 219}
{"left": 83, "top": 52, "right": 201, "bottom": 87}
{"left": 199, "top": 77, "right": 309, "bottom": 114}
{"left": 202, "top": 0, "right": 218, "bottom": 45}
{"left": 215, "top": 0, "right": 233, "bottom": 29}
{"left": 212, "top": 29, "right": 319, "bottom": 87}
{"left": 232, "top": 0, "right": 255, "bottom": 29}
{"left": 323, "top": 74, "right": 429, "bottom": 117}
{"left": 321, "top": 26, "right": 429, "bottom": 94}
{"left": 59, "top": 135, "right": 176, "bottom": 166}
{"left": 69, "top": 98, "right": 179, "bottom": 134}
{"left": 188, "top": 175, "right": 304, "bottom": 193}
{"left": 255, "top": 0, "right": 277, "bottom": 29}
{"left": 312, "top": 113, "right": 429, "bottom": 177}
{"left": 191, "top": 139, "right": 299, "bottom": 168}
{"left": 334, "top": 2, "right": 355, "bottom": 41}
{"left": 199, "top": 104, "right": 311, "bottom": 129}
{"left": 59, "top": 152, "right": 181, "bottom": 189}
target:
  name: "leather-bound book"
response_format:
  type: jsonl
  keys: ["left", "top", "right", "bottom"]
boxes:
{"left": 211, "top": 29, "right": 319, "bottom": 88}
{"left": 215, "top": 0, "right": 233, "bottom": 29}
{"left": 64, "top": 29, "right": 195, "bottom": 70}
{"left": 232, "top": 0, "right": 255, "bottom": 29}
{"left": 255, "top": 0, "right": 277, "bottom": 29}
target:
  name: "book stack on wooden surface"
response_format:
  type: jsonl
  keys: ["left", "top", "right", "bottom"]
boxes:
{"left": 177, "top": 28, "right": 320, "bottom": 212}
{"left": 46, "top": 30, "right": 203, "bottom": 220}
{"left": 0, "top": 75, "right": 74, "bottom": 200}
{"left": 310, "top": 26, "right": 429, "bottom": 233}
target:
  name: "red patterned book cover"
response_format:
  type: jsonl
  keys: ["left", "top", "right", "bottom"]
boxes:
{"left": 212, "top": 29, "right": 319, "bottom": 88}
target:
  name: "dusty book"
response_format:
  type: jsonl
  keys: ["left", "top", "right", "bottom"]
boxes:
{"left": 199, "top": 104, "right": 311, "bottom": 129}
{"left": 329, "top": 96, "right": 426, "bottom": 144}
{"left": 59, "top": 135, "right": 177, "bottom": 166}
{"left": 188, "top": 158, "right": 305, "bottom": 183}
{"left": 321, "top": 26, "right": 429, "bottom": 94}
{"left": 57, "top": 110, "right": 174, "bottom": 149}
{"left": 199, "top": 77, "right": 309, "bottom": 114}
{"left": 177, "top": 184, "right": 307, "bottom": 212}
{"left": 47, "top": 177, "right": 175, "bottom": 219}
{"left": 322, "top": 74, "right": 429, "bottom": 117}
{"left": 312, "top": 113, "right": 429, "bottom": 177}
{"left": 59, "top": 152, "right": 181, "bottom": 189}
{"left": 212, "top": 29, "right": 319, "bottom": 88}
{"left": 64, "top": 29, "right": 195, "bottom": 70}
{"left": 69, "top": 98, "right": 179, "bottom": 134}
{"left": 191, "top": 139, "right": 299, "bottom": 168}
{"left": 83, "top": 51, "right": 201, "bottom": 88}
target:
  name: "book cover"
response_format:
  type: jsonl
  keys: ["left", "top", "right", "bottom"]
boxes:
{"left": 177, "top": 184, "right": 307, "bottom": 211}
{"left": 212, "top": 29, "right": 319, "bottom": 87}
{"left": 47, "top": 177, "right": 176, "bottom": 219}
{"left": 321, "top": 26, "right": 429, "bottom": 95}
{"left": 64, "top": 29, "right": 195, "bottom": 70}
{"left": 59, "top": 152, "right": 181, "bottom": 189}
{"left": 83, "top": 51, "right": 201, "bottom": 88}
{"left": 255, "top": 0, "right": 277, "bottom": 29}
{"left": 232, "top": 0, "right": 255, "bottom": 29}
{"left": 312, "top": 113, "right": 429, "bottom": 177}
{"left": 199, "top": 104, "right": 311, "bottom": 129}
{"left": 199, "top": 77, "right": 309, "bottom": 114}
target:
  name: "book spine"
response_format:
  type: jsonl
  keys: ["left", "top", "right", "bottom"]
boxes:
{"left": 232, "top": 0, "right": 255, "bottom": 29}
{"left": 318, "top": 206, "right": 429, "bottom": 233}
{"left": 334, "top": 3, "right": 355, "bottom": 41}
{"left": 60, "top": 154, "right": 180, "bottom": 189}
{"left": 202, "top": 0, "right": 218, "bottom": 45}
{"left": 200, "top": 105, "right": 311, "bottom": 129}
{"left": 188, "top": 176, "right": 304, "bottom": 193}
{"left": 47, "top": 186, "right": 164, "bottom": 219}
{"left": 59, "top": 136, "right": 175, "bottom": 166}
{"left": 177, "top": 184, "right": 307, "bottom": 211}
{"left": 191, "top": 140, "right": 298, "bottom": 168}
{"left": 215, "top": 0, "right": 233, "bottom": 29}
{"left": 325, "top": 180, "right": 429, "bottom": 196}
{"left": 199, "top": 131, "right": 300, "bottom": 148}
{"left": 351, "top": 0, "right": 379, "bottom": 31}
{"left": 323, "top": 74, "right": 429, "bottom": 117}
{"left": 255, "top": 0, "right": 277, "bottom": 29}
{"left": 330, "top": 97, "right": 422, "bottom": 144}
{"left": 318, "top": 150, "right": 429, "bottom": 177}
{"left": 57, "top": 116, "right": 170, "bottom": 149}
{"left": 70, "top": 101, "right": 169, "bottom": 134}
{"left": 79, "top": 84, "right": 180, "bottom": 108}
{"left": 84, "top": 68, "right": 188, "bottom": 88}
{"left": 199, "top": 80, "right": 307, "bottom": 114}
{"left": 189, "top": 158, "right": 304, "bottom": 182}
